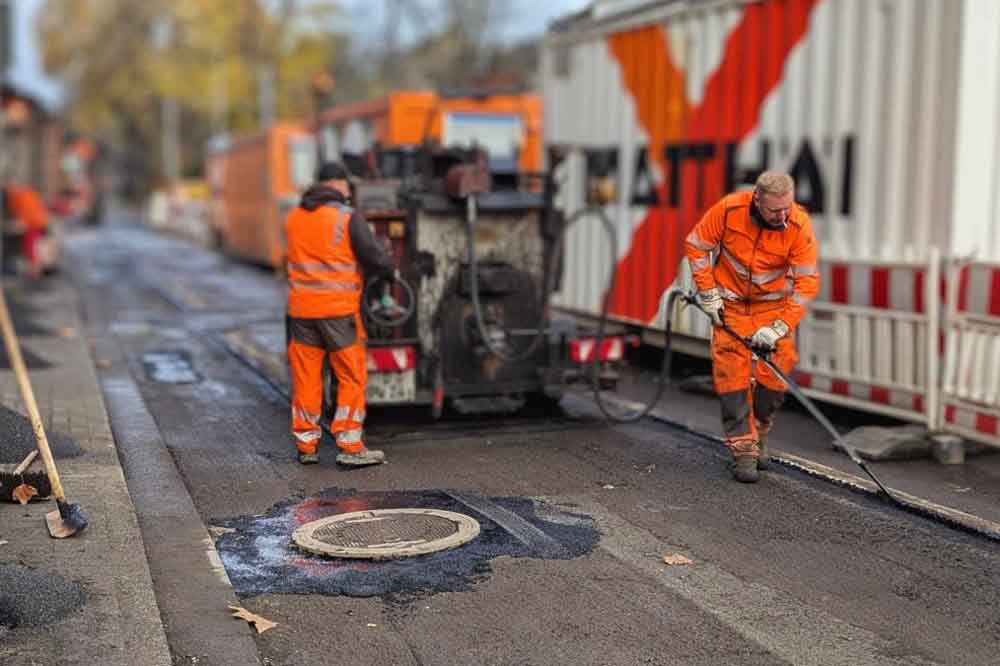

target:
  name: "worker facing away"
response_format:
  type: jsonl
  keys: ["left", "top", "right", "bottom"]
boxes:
{"left": 285, "top": 161, "right": 395, "bottom": 466}
{"left": 684, "top": 171, "right": 820, "bottom": 483}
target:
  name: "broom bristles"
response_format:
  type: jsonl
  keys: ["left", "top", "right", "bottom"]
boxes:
{"left": 0, "top": 470, "right": 53, "bottom": 501}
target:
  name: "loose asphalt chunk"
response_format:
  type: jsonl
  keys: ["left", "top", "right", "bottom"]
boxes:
{"left": 0, "top": 564, "right": 86, "bottom": 630}
{"left": 0, "top": 405, "right": 82, "bottom": 464}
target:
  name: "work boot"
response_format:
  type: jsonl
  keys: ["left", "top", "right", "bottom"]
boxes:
{"left": 757, "top": 434, "right": 771, "bottom": 470}
{"left": 335, "top": 447, "right": 386, "bottom": 467}
{"left": 298, "top": 451, "right": 319, "bottom": 465}
{"left": 731, "top": 455, "right": 760, "bottom": 483}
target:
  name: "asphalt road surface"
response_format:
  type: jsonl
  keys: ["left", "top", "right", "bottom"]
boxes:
{"left": 68, "top": 220, "right": 1000, "bottom": 666}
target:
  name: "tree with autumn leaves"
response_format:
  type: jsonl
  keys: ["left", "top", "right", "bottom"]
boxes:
{"left": 38, "top": 0, "right": 343, "bottom": 194}
{"left": 37, "top": 0, "right": 540, "bottom": 198}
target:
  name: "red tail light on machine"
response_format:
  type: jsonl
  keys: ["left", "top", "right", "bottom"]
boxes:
{"left": 570, "top": 337, "right": 625, "bottom": 363}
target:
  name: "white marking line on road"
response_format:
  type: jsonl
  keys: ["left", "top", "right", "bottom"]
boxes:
{"left": 555, "top": 495, "right": 941, "bottom": 666}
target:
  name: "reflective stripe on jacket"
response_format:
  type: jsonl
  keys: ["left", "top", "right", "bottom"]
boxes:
{"left": 684, "top": 191, "right": 820, "bottom": 328}
{"left": 285, "top": 202, "right": 362, "bottom": 318}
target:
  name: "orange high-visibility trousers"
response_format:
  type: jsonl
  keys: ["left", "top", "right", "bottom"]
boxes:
{"left": 711, "top": 309, "right": 797, "bottom": 456}
{"left": 288, "top": 337, "right": 368, "bottom": 456}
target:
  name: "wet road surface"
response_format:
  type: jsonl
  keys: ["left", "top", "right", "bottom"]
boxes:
{"left": 68, "top": 221, "right": 1000, "bottom": 665}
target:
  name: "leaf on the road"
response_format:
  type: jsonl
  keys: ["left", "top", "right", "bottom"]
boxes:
{"left": 209, "top": 526, "right": 237, "bottom": 538}
{"left": 96, "top": 359, "right": 112, "bottom": 370}
{"left": 12, "top": 483, "right": 39, "bottom": 505}
{"left": 229, "top": 605, "right": 277, "bottom": 634}
{"left": 662, "top": 553, "right": 694, "bottom": 566}
{"left": 58, "top": 326, "right": 77, "bottom": 339}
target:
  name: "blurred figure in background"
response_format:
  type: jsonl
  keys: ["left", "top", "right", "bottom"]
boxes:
{"left": 3, "top": 181, "right": 51, "bottom": 279}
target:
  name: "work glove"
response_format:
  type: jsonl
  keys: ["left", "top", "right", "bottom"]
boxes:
{"left": 749, "top": 320, "right": 790, "bottom": 352}
{"left": 697, "top": 288, "right": 725, "bottom": 327}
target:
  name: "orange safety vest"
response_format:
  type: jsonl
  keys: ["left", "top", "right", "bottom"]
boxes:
{"left": 285, "top": 202, "right": 362, "bottom": 319}
{"left": 8, "top": 186, "right": 49, "bottom": 231}
{"left": 684, "top": 191, "right": 819, "bottom": 328}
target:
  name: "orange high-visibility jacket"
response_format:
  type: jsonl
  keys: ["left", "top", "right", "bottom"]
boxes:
{"left": 285, "top": 202, "right": 362, "bottom": 319}
{"left": 7, "top": 186, "right": 49, "bottom": 231}
{"left": 684, "top": 191, "right": 819, "bottom": 328}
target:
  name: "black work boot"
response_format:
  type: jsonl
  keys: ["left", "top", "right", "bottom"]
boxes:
{"left": 757, "top": 433, "right": 771, "bottom": 470}
{"left": 731, "top": 455, "right": 760, "bottom": 483}
{"left": 298, "top": 451, "right": 319, "bottom": 465}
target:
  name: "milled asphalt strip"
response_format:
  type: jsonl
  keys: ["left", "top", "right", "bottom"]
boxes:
{"left": 100, "top": 370, "right": 262, "bottom": 666}
{"left": 595, "top": 393, "right": 1000, "bottom": 542}
{"left": 444, "top": 490, "right": 569, "bottom": 558}
{"left": 557, "top": 495, "right": 942, "bottom": 666}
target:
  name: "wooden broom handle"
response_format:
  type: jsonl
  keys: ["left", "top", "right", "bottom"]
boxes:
{"left": 0, "top": 289, "right": 66, "bottom": 501}
{"left": 13, "top": 449, "right": 38, "bottom": 475}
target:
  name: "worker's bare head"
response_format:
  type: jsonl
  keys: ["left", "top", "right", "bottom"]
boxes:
{"left": 316, "top": 161, "right": 351, "bottom": 199}
{"left": 753, "top": 171, "right": 795, "bottom": 229}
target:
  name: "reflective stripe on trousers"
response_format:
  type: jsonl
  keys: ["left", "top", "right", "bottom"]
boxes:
{"left": 288, "top": 336, "right": 368, "bottom": 454}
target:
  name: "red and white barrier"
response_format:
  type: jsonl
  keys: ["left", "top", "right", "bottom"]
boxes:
{"left": 939, "top": 261, "right": 1000, "bottom": 447}
{"left": 795, "top": 251, "right": 942, "bottom": 426}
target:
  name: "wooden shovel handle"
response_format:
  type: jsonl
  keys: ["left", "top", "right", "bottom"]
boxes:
{"left": 0, "top": 289, "right": 66, "bottom": 501}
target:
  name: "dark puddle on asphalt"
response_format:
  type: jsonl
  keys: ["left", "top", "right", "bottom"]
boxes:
{"left": 213, "top": 490, "right": 598, "bottom": 600}
{"left": 141, "top": 350, "right": 202, "bottom": 384}
{"left": 0, "top": 565, "right": 86, "bottom": 632}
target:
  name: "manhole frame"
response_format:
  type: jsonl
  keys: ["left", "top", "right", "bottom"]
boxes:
{"left": 292, "top": 508, "right": 480, "bottom": 560}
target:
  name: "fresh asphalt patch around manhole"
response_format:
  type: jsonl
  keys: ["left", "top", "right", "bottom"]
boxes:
{"left": 212, "top": 489, "right": 599, "bottom": 600}
{"left": 0, "top": 564, "right": 86, "bottom": 633}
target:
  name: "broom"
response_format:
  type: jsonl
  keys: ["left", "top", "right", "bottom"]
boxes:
{"left": 0, "top": 449, "right": 53, "bottom": 502}
{"left": 0, "top": 289, "right": 87, "bottom": 537}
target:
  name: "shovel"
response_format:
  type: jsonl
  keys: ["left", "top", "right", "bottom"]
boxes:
{"left": 0, "top": 289, "right": 87, "bottom": 537}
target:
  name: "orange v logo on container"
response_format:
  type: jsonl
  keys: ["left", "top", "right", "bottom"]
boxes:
{"left": 605, "top": 0, "right": 819, "bottom": 323}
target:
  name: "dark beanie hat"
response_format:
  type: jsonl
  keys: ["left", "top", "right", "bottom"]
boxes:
{"left": 316, "top": 161, "right": 349, "bottom": 181}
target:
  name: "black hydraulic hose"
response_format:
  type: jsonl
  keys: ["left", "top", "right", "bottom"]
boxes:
{"left": 465, "top": 194, "right": 562, "bottom": 363}
{"left": 682, "top": 292, "right": 903, "bottom": 506}
{"left": 565, "top": 205, "right": 677, "bottom": 423}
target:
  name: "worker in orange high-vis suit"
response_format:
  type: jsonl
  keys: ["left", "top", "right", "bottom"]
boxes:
{"left": 5, "top": 183, "right": 50, "bottom": 279}
{"left": 684, "top": 171, "right": 820, "bottom": 484}
{"left": 285, "top": 162, "right": 395, "bottom": 466}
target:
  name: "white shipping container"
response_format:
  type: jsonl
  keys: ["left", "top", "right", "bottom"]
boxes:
{"left": 543, "top": 0, "right": 1000, "bottom": 323}
{"left": 540, "top": 0, "right": 1000, "bottom": 433}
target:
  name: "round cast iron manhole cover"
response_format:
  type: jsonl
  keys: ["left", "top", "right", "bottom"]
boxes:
{"left": 292, "top": 509, "right": 480, "bottom": 560}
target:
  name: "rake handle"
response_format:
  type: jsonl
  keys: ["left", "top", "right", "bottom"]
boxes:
{"left": 0, "top": 289, "right": 67, "bottom": 502}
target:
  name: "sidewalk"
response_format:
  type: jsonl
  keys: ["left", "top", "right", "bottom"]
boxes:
{"left": 0, "top": 274, "right": 171, "bottom": 665}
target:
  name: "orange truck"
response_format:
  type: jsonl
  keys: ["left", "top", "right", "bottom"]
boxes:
{"left": 316, "top": 90, "right": 542, "bottom": 175}
{"left": 208, "top": 91, "right": 542, "bottom": 268}
{"left": 207, "top": 122, "right": 315, "bottom": 267}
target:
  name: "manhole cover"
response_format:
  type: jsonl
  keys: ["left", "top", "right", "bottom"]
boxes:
{"left": 292, "top": 509, "right": 480, "bottom": 560}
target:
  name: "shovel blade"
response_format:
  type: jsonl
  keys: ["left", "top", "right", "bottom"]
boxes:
{"left": 45, "top": 501, "right": 88, "bottom": 539}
